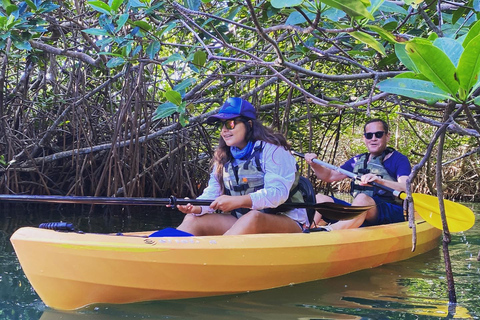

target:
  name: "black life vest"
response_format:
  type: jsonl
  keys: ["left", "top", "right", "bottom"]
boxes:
{"left": 351, "top": 147, "right": 399, "bottom": 203}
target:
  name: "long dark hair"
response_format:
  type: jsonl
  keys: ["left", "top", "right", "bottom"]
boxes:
{"left": 212, "top": 118, "right": 291, "bottom": 191}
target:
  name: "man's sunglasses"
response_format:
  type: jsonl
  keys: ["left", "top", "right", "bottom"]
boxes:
{"left": 364, "top": 131, "right": 385, "bottom": 139}
{"left": 216, "top": 119, "right": 243, "bottom": 130}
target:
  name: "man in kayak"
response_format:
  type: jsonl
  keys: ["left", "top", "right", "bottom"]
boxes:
{"left": 176, "top": 97, "right": 308, "bottom": 235}
{"left": 304, "top": 119, "right": 411, "bottom": 230}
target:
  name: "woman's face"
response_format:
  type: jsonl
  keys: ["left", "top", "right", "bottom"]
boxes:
{"left": 220, "top": 118, "right": 248, "bottom": 149}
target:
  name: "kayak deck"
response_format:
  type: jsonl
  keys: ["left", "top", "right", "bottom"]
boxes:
{"left": 10, "top": 221, "right": 441, "bottom": 310}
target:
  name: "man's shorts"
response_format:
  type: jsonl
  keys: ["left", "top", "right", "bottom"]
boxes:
{"left": 329, "top": 195, "right": 405, "bottom": 227}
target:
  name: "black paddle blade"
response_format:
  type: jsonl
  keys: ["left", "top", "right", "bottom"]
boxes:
{"left": 314, "top": 202, "right": 373, "bottom": 221}
{"left": 278, "top": 202, "right": 373, "bottom": 221}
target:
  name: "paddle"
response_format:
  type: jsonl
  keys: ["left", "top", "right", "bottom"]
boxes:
{"left": 0, "top": 194, "right": 372, "bottom": 221}
{"left": 292, "top": 151, "right": 475, "bottom": 232}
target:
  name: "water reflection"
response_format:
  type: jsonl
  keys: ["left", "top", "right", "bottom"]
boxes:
{"left": 1, "top": 202, "right": 479, "bottom": 320}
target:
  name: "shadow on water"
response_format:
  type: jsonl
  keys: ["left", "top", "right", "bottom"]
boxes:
{"left": 1, "top": 202, "right": 479, "bottom": 320}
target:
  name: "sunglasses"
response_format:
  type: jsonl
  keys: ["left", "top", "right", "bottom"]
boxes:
{"left": 217, "top": 119, "right": 243, "bottom": 130}
{"left": 364, "top": 131, "right": 385, "bottom": 139}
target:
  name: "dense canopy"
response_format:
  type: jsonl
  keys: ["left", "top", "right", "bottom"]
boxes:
{"left": 0, "top": 0, "right": 479, "bottom": 200}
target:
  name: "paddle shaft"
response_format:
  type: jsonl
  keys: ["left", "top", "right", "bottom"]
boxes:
{"left": 292, "top": 151, "right": 406, "bottom": 200}
{"left": 0, "top": 194, "right": 330, "bottom": 210}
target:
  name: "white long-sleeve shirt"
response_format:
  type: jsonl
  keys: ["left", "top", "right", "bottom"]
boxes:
{"left": 198, "top": 141, "right": 308, "bottom": 226}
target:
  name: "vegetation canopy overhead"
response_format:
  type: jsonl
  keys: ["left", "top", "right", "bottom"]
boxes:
{"left": 0, "top": 0, "right": 478, "bottom": 201}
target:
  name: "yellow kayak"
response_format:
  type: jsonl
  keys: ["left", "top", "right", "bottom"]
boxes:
{"left": 10, "top": 221, "right": 441, "bottom": 311}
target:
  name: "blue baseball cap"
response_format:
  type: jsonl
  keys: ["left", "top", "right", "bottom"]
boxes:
{"left": 206, "top": 97, "right": 257, "bottom": 124}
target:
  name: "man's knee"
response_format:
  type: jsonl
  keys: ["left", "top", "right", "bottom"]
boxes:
{"left": 352, "top": 193, "right": 375, "bottom": 206}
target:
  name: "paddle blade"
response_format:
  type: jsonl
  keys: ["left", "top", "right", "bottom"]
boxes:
{"left": 412, "top": 193, "right": 475, "bottom": 232}
{"left": 314, "top": 203, "right": 373, "bottom": 221}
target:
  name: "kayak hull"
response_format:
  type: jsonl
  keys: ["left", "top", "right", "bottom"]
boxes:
{"left": 10, "top": 221, "right": 441, "bottom": 310}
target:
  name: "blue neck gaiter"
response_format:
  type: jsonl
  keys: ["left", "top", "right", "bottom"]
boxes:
{"left": 231, "top": 141, "right": 254, "bottom": 160}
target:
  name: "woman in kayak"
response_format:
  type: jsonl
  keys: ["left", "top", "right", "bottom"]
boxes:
{"left": 176, "top": 97, "right": 308, "bottom": 235}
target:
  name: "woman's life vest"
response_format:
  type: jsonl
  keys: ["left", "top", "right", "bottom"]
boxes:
{"left": 223, "top": 142, "right": 305, "bottom": 218}
{"left": 351, "top": 147, "right": 399, "bottom": 203}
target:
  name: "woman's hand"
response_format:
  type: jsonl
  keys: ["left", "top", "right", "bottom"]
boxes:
{"left": 210, "top": 195, "right": 252, "bottom": 212}
{"left": 176, "top": 199, "right": 202, "bottom": 215}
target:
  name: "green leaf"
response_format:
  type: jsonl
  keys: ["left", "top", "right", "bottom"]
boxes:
{"left": 174, "top": 78, "right": 197, "bottom": 92}
{"left": 165, "top": 90, "right": 182, "bottom": 106}
{"left": 349, "top": 31, "right": 386, "bottom": 55}
{"left": 159, "top": 21, "right": 177, "bottom": 38}
{"left": 323, "top": 7, "right": 346, "bottom": 21}
{"left": 185, "top": 0, "right": 201, "bottom": 11}
{"left": 367, "top": 0, "right": 384, "bottom": 15}
{"left": 377, "top": 78, "right": 452, "bottom": 103}
{"left": 193, "top": 50, "right": 207, "bottom": 67}
{"left": 128, "top": 0, "right": 146, "bottom": 8}
{"left": 394, "top": 72, "right": 429, "bottom": 81}
{"left": 5, "top": 3, "right": 16, "bottom": 14}
{"left": 321, "top": 0, "right": 374, "bottom": 20}
{"left": 162, "top": 53, "right": 185, "bottom": 65}
{"left": 405, "top": 39, "right": 459, "bottom": 96}
{"left": 433, "top": 38, "right": 463, "bottom": 67}
{"left": 463, "top": 19, "right": 480, "bottom": 48}
{"left": 366, "top": 25, "right": 396, "bottom": 43}
{"left": 12, "top": 39, "right": 31, "bottom": 50}
{"left": 111, "top": 0, "right": 123, "bottom": 12}
{"left": 106, "top": 57, "right": 125, "bottom": 68}
{"left": 473, "top": 95, "right": 480, "bottom": 106}
{"left": 377, "top": 52, "right": 398, "bottom": 68}
{"left": 98, "top": 52, "right": 124, "bottom": 57}
{"left": 271, "top": 0, "right": 303, "bottom": 8}
{"left": 153, "top": 102, "right": 178, "bottom": 121}
{"left": 395, "top": 43, "right": 418, "bottom": 73}
{"left": 1, "top": 0, "right": 12, "bottom": 9}
{"left": 115, "top": 13, "right": 129, "bottom": 32}
{"left": 179, "top": 112, "right": 189, "bottom": 127}
{"left": 378, "top": 1, "right": 407, "bottom": 14}
{"left": 88, "top": 1, "right": 112, "bottom": 15}
{"left": 285, "top": 10, "right": 317, "bottom": 25}
{"left": 82, "top": 28, "right": 111, "bottom": 36}
{"left": 133, "top": 20, "right": 151, "bottom": 31}
{"left": 146, "top": 41, "right": 161, "bottom": 59}
{"left": 456, "top": 35, "right": 480, "bottom": 95}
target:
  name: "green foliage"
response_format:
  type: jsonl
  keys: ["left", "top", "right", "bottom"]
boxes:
{"left": 153, "top": 89, "right": 194, "bottom": 127}
{"left": 378, "top": 24, "right": 480, "bottom": 104}
{"left": 0, "top": 0, "right": 58, "bottom": 50}
{"left": 348, "top": 31, "right": 386, "bottom": 55}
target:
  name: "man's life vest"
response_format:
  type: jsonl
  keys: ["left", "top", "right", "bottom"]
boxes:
{"left": 351, "top": 147, "right": 399, "bottom": 203}
{"left": 223, "top": 142, "right": 306, "bottom": 219}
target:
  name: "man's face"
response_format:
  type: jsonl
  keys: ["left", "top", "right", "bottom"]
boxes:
{"left": 363, "top": 121, "right": 390, "bottom": 156}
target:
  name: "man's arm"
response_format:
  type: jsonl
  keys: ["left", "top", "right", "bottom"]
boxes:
{"left": 304, "top": 153, "right": 348, "bottom": 182}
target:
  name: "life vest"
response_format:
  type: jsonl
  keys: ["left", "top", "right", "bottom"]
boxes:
{"left": 223, "top": 142, "right": 305, "bottom": 218}
{"left": 351, "top": 147, "right": 399, "bottom": 203}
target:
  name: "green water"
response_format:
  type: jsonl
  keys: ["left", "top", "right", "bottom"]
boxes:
{"left": 1, "top": 202, "right": 479, "bottom": 320}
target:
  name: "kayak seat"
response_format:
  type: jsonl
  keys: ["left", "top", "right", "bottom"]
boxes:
{"left": 296, "top": 176, "right": 316, "bottom": 225}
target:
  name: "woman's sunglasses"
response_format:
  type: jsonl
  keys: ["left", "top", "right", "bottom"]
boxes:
{"left": 364, "top": 131, "right": 385, "bottom": 139}
{"left": 216, "top": 119, "right": 243, "bottom": 130}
